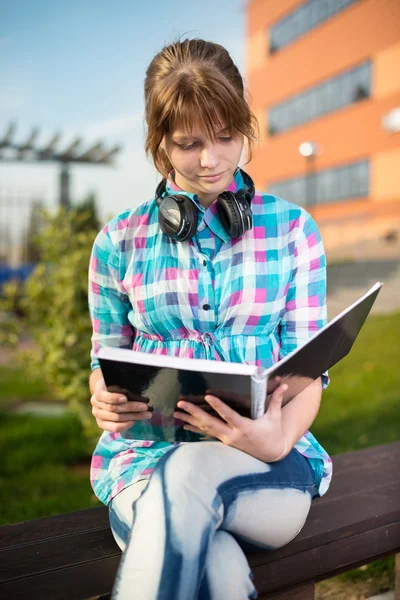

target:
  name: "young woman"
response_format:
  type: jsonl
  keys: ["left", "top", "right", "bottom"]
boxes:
{"left": 88, "top": 38, "right": 332, "bottom": 600}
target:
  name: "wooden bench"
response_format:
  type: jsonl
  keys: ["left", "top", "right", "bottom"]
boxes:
{"left": 0, "top": 441, "right": 399, "bottom": 600}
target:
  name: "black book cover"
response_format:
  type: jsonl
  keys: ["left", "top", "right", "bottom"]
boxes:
{"left": 99, "top": 359, "right": 255, "bottom": 442}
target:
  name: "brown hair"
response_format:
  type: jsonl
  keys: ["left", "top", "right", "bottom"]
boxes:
{"left": 144, "top": 38, "right": 259, "bottom": 178}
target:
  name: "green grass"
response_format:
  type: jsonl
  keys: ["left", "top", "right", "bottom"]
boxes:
{"left": 312, "top": 311, "right": 400, "bottom": 452}
{"left": 0, "top": 365, "right": 50, "bottom": 405}
{"left": 0, "top": 412, "right": 100, "bottom": 525}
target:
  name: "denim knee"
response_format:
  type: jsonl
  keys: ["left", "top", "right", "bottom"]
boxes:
{"left": 199, "top": 531, "right": 257, "bottom": 600}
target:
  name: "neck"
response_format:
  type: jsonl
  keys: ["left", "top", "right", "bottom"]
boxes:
{"left": 172, "top": 170, "right": 235, "bottom": 210}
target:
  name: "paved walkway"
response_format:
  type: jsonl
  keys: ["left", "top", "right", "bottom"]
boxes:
{"left": 367, "top": 591, "right": 395, "bottom": 600}
{"left": 326, "top": 257, "right": 400, "bottom": 319}
{"left": 325, "top": 235, "right": 400, "bottom": 318}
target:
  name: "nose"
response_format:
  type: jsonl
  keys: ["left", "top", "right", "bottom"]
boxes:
{"left": 200, "top": 144, "right": 218, "bottom": 169}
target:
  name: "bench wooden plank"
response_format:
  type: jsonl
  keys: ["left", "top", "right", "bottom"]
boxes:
{"left": 318, "top": 443, "right": 400, "bottom": 501}
{"left": 259, "top": 582, "right": 316, "bottom": 600}
{"left": 1, "top": 441, "right": 397, "bottom": 548}
{"left": 0, "top": 506, "right": 109, "bottom": 549}
{"left": 249, "top": 480, "right": 400, "bottom": 564}
{"left": 252, "top": 521, "right": 400, "bottom": 596}
{"left": 0, "top": 527, "right": 119, "bottom": 583}
{"left": 1, "top": 522, "right": 398, "bottom": 600}
{"left": 1, "top": 479, "right": 398, "bottom": 585}
{"left": 0, "top": 556, "right": 121, "bottom": 600}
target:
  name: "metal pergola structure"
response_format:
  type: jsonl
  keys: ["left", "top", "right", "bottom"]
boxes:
{"left": 0, "top": 123, "right": 122, "bottom": 208}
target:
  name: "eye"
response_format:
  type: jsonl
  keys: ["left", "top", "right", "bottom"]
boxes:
{"left": 178, "top": 142, "right": 197, "bottom": 151}
{"left": 219, "top": 136, "right": 232, "bottom": 143}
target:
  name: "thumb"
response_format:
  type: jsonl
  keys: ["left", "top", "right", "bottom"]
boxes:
{"left": 267, "top": 383, "right": 287, "bottom": 419}
{"left": 95, "top": 377, "right": 106, "bottom": 392}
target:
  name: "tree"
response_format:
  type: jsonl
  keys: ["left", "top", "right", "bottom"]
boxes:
{"left": 0, "top": 195, "right": 102, "bottom": 443}
{"left": 25, "top": 200, "right": 46, "bottom": 263}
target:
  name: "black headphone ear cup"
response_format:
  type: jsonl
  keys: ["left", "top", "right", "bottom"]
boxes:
{"left": 158, "top": 194, "right": 198, "bottom": 242}
{"left": 181, "top": 198, "right": 199, "bottom": 241}
{"left": 217, "top": 192, "right": 243, "bottom": 238}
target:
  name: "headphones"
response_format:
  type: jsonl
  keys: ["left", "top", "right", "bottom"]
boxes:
{"left": 155, "top": 168, "right": 255, "bottom": 242}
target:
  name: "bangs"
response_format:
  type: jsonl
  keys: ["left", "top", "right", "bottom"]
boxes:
{"left": 167, "top": 96, "right": 231, "bottom": 140}
{"left": 158, "top": 68, "right": 254, "bottom": 141}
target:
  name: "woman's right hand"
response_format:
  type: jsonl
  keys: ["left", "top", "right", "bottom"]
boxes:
{"left": 90, "top": 377, "right": 153, "bottom": 433}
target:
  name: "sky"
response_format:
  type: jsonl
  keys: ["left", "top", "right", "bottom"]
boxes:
{"left": 0, "top": 0, "right": 247, "bottom": 229}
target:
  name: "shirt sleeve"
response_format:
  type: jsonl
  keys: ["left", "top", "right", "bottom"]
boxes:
{"left": 88, "top": 227, "right": 134, "bottom": 371}
{"left": 279, "top": 210, "right": 330, "bottom": 390}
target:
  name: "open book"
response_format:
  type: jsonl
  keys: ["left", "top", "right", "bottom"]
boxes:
{"left": 98, "top": 281, "right": 383, "bottom": 443}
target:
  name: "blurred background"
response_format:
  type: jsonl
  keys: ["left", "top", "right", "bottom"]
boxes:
{"left": 0, "top": 1, "right": 399, "bottom": 598}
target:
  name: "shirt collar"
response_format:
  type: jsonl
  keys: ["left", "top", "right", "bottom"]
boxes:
{"left": 164, "top": 169, "right": 245, "bottom": 243}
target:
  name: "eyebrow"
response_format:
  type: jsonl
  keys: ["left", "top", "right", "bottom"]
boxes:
{"left": 172, "top": 136, "right": 195, "bottom": 143}
{"left": 172, "top": 127, "right": 230, "bottom": 144}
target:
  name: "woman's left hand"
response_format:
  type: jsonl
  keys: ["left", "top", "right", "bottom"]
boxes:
{"left": 174, "top": 382, "right": 288, "bottom": 463}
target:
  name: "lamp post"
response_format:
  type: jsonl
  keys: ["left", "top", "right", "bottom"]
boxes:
{"left": 382, "top": 107, "right": 400, "bottom": 133}
{"left": 299, "top": 141, "right": 319, "bottom": 210}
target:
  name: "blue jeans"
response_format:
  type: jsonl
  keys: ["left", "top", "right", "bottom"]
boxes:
{"left": 110, "top": 442, "right": 316, "bottom": 600}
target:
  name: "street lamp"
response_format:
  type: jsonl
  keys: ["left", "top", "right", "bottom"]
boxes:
{"left": 299, "top": 141, "right": 320, "bottom": 208}
{"left": 382, "top": 107, "right": 400, "bottom": 133}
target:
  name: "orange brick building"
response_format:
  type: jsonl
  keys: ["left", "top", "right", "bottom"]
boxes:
{"left": 246, "top": 0, "right": 400, "bottom": 254}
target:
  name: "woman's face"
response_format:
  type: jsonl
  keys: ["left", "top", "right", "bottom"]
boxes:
{"left": 162, "top": 121, "right": 244, "bottom": 208}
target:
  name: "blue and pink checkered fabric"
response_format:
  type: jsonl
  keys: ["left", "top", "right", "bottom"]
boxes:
{"left": 88, "top": 169, "right": 332, "bottom": 505}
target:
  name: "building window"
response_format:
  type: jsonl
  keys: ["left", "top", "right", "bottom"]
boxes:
{"left": 267, "top": 160, "right": 369, "bottom": 206}
{"left": 267, "top": 61, "right": 371, "bottom": 135}
{"left": 269, "top": 0, "right": 358, "bottom": 54}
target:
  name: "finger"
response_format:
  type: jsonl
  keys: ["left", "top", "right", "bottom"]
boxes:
{"left": 92, "top": 397, "right": 149, "bottom": 414}
{"left": 183, "top": 425, "right": 205, "bottom": 434}
{"left": 173, "top": 410, "right": 199, "bottom": 428}
{"left": 174, "top": 402, "right": 231, "bottom": 437}
{"left": 204, "top": 395, "right": 244, "bottom": 427}
{"left": 97, "top": 419, "right": 137, "bottom": 433}
{"left": 206, "top": 389, "right": 250, "bottom": 405}
{"left": 178, "top": 394, "right": 205, "bottom": 406}
{"left": 94, "top": 377, "right": 106, "bottom": 391}
{"left": 266, "top": 384, "right": 287, "bottom": 420}
{"left": 266, "top": 376, "right": 282, "bottom": 395}
{"left": 98, "top": 389, "right": 128, "bottom": 405}
{"left": 92, "top": 407, "right": 153, "bottom": 423}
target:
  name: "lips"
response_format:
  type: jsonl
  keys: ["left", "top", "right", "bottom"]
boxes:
{"left": 199, "top": 172, "right": 225, "bottom": 182}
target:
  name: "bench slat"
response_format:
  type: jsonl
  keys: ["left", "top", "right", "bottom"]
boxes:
{"left": 249, "top": 480, "right": 400, "bottom": 564}
{"left": 0, "top": 523, "right": 398, "bottom": 600}
{"left": 1, "top": 479, "right": 398, "bottom": 584}
{"left": 0, "top": 506, "right": 109, "bottom": 550}
{"left": 0, "top": 556, "right": 120, "bottom": 600}
{"left": 0, "top": 527, "right": 119, "bottom": 584}
{"left": 252, "top": 521, "right": 400, "bottom": 596}
{"left": 319, "top": 442, "right": 400, "bottom": 501}
{"left": 1, "top": 441, "right": 397, "bottom": 549}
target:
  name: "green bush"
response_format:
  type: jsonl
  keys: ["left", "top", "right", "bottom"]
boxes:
{"left": 0, "top": 201, "right": 101, "bottom": 443}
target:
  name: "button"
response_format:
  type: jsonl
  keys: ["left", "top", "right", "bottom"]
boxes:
{"left": 203, "top": 304, "right": 211, "bottom": 311}
{"left": 203, "top": 260, "right": 207, "bottom": 266}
